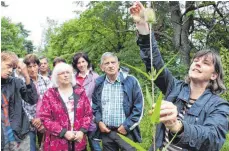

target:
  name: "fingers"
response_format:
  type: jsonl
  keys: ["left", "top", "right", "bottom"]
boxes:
{"left": 130, "top": 6, "right": 140, "bottom": 14}
{"left": 99, "top": 122, "right": 111, "bottom": 133}
{"left": 160, "top": 112, "right": 177, "bottom": 123}
{"left": 135, "top": 1, "right": 145, "bottom": 9}
{"left": 160, "top": 108, "right": 177, "bottom": 116}
{"left": 32, "top": 118, "right": 42, "bottom": 128}
{"left": 129, "top": 2, "right": 142, "bottom": 15}
{"left": 74, "top": 131, "right": 84, "bottom": 142}
{"left": 158, "top": 101, "right": 178, "bottom": 124}
{"left": 104, "top": 127, "right": 111, "bottom": 133}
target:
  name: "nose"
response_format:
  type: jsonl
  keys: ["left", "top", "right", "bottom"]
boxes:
{"left": 31, "top": 66, "right": 37, "bottom": 71}
{"left": 63, "top": 71, "right": 70, "bottom": 76}
{"left": 195, "top": 62, "right": 201, "bottom": 68}
{"left": 8, "top": 67, "right": 13, "bottom": 74}
{"left": 108, "top": 62, "right": 114, "bottom": 68}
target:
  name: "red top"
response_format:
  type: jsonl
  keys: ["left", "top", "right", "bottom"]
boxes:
{"left": 76, "top": 75, "right": 85, "bottom": 87}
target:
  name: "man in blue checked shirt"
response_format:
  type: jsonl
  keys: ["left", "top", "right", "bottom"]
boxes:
{"left": 92, "top": 52, "right": 144, "bottom": 151}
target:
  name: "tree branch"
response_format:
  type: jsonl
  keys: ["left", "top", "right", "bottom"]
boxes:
{"left": 212, "top": 2, "right": 227, "bottom": 25}
{"left": 154, "top": 31, "right": 172, "bottom": 42}
{"left": 206, "top": 13, "right": 229, "bottom": 45}
{"left": 182, "top": 1, "right": 215, "bottom": 17}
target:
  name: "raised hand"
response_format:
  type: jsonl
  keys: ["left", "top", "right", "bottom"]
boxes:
{"left": 18, "top": 62, "right": 29, "bottom": 78}
{"left": 129, "top": 1, "right": 145, "bottom": 23}
{"left": 18, "top": 61, "right": 31, "bottom": 84}
{"left": 129, "top": 2, "right": 149, "bottom": 35}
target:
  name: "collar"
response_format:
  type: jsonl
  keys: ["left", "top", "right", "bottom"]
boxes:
{"left": 105, "top": 72, "right": 121, "bottom": 84}
{"left": 177, "top": 85, "right": 213, "bottom": 116}
{"left": 78, "top": 70, "right": 90, "bottom": 78}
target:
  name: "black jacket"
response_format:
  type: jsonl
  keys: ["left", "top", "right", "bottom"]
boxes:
{"left": 1, "top": 77, "right": 38, "bottom": 147}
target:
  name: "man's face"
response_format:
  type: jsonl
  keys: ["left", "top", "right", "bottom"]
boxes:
{"left": 100, "top": 56, "right": 119, "bottom": 77}
{"left": 39, "top": 58, "right": 49, "bottom": 72}
{"left": 27, "top": 62, "right": 39, "bottom": 79}
{"left": 189, "top": 54, "right": 218, "bottom": 83}
{"left": 1, "top": 60, "right": 14, "bottom": 79}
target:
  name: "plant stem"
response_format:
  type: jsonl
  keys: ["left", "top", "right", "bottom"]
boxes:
{"left": 149, "top": 22, "right": 156, "bottom": 151}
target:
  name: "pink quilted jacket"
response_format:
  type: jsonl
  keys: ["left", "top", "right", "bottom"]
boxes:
{"left": 40, "top": 87, "right": 92, "bottom": 151}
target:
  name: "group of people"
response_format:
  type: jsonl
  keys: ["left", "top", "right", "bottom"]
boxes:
{"left": 1, "top": 51, "right": 144, "bottom": 151}
{"left": 1, "top": 2, "right": 229, "bottom": 151}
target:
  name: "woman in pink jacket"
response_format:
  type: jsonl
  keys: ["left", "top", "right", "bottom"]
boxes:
{"left": 40, "top": 63, "right": 92, "bottom": 151}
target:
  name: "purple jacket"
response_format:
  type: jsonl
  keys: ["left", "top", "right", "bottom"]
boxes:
{"left": 76, "top": 70, "right": 99, "bottom": 104}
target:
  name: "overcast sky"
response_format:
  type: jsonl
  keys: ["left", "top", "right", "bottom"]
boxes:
{"left": 1, "top": 0, "right": 87, "bottom": 50}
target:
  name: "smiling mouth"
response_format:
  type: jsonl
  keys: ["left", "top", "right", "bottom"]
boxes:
{"left": 193, "top": 69, "right": 201, "bottom": 73}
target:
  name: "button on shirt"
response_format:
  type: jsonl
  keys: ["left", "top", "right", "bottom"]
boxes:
{"left": 101, "top": 73, "right": 126, "bottom": 127}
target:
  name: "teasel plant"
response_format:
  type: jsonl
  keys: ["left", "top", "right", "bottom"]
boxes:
{"left": 118, "top": 2, "right": 178, "bottom": 151}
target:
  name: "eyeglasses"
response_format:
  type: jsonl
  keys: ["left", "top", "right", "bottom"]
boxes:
{"left": 57, "top": 71, "right": 70, "bottom": 75}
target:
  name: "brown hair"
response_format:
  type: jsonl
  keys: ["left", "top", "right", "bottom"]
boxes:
{"left": 1, "top": 51, "right": 19, "bottom": 68}
{"left": 186, "top": 49, "right": 226, "bottom": 94}
{"left": 23, "top": 54, "right": 40, "bottom": 66}
{"left": 53, "top": 57, "right": 66, "bottom": 67}
{"left": 72, "top": 52, "right": 91, "bottom": 73}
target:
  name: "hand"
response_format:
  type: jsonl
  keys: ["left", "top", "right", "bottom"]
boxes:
{"left": 64, "top": 131, "right": 76, "bottom": 141}
{"left": 38, "top": 125, "right": 45, "bottom": 133}
{"left": 18, "top": 62, "right": 30, "bottom": 84}
{"left": 159, "top": 101, "right": 181, "bottom": 133}
{"left": 129, "top": 1, "right": 145, "bottom": 22}
{"left": 117, "top": 125, "right": 127, "bottom": 135}
{"left": 19, "top": 62, "right": 29, "bottom": 78}
{"left": 74, "top": 131, "right": 84, "bottom": 142}
{"left": 129, "top": 1, "right": 149, "bottom": 35}
{"left": 98, "top": 121, "right": 111, "bottom": 133}
{"left": 32, "top": 118, "right": 42, "bottom": 129}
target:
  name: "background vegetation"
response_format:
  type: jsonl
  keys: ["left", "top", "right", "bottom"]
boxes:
{"left": 1, "top": 1, "right": 229, "bottom": 150}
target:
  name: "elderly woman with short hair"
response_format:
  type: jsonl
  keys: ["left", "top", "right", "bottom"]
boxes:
{"left": 40, "top": 63, "right": 92, "bottom": 151}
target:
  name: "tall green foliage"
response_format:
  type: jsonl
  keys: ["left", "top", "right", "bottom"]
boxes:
{"left": 220, "top": 47, "right": 229, "bottom": 101}
{"left": 1, "top": 17, "right": 34, "bottom": 57}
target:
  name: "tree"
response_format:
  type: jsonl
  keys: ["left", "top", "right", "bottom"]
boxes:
{"left": 1, "top": 17, "right": 35, "bottom": 56}
{"left": 1, "top": 1, "right": 8, "bottom": 7}
{"left": 167, "top": 1, "right": 229, "bottom": 66}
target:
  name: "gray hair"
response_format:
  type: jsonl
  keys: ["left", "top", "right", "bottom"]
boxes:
{"left": 39, "top": 56, "right": 49, "bottom": 62}
{"left": 51, "top": 63, "right": 76, "bottom": 87}
{"left": 100, "top": 52, "right": 119, "bottom": 65}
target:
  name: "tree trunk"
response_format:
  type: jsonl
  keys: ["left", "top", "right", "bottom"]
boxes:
{"left": 169, "top": 1, "right": 194, "bottom": 66}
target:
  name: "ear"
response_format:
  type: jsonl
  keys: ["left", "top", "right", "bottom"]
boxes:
{"left": 210, "top": 72, "right": 218, "bottom": 81}
{"left": 100, "top": 64, "right": 104, "bottom": 72}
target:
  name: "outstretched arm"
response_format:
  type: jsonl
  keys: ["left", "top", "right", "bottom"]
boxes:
{"left": 130, "top": 2, "right": 176, "bottom": 95}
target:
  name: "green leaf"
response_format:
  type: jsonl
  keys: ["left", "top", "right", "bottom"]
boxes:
{"left": 118, "top": 134, "right": 147, "bottom": 151}
{"left": 154, "top": 53, "right": 178, "bottom": 81}
{"left": 151, "top": 92, "right": 163, "bottom": 124}
{"left": 122, "top": 62, "right": 151, "bottom": 80}
{"left": 146, "top": 85, "right": 153, "bottom": 107}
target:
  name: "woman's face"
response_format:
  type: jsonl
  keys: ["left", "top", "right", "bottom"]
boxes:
{"left": 77, "top": 57, "right": 89, "bottom": 73}
{"left": 57, "top": 70, "right": 72, "bottom": 86}
{"left": 189, "top": 54, "right": 217, "bottom": 83}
